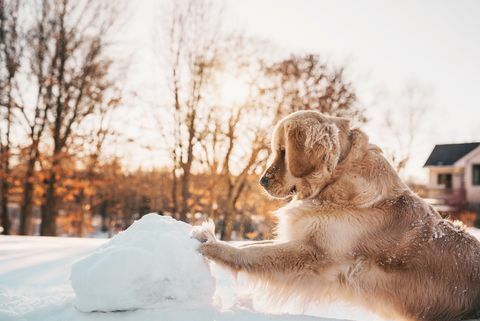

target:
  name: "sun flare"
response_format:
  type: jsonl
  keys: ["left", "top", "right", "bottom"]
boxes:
{"left": 219, "top": 75, "right": 250, "bottom": 106}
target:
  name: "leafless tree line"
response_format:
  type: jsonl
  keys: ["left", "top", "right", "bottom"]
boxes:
{"left": 153, "top": 0, "right": 365, "bottom": 239}
{"left": 0, "top": 0, "right": 387, "bottom": 239}
{"left": 0, "top": 0, "right": 121, "bottom": 235}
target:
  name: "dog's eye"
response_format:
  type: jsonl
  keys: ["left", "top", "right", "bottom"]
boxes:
{"left": 279, "top": 148, "right": 285, "bottom": 158}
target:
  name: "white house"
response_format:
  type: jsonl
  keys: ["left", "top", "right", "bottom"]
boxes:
{"left": 424, "top": 142, "right": 480, "bottom": 215}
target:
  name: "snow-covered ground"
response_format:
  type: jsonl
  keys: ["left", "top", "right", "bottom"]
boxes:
{"left": 1, "top": 223, "right": 479, "bottom": 321}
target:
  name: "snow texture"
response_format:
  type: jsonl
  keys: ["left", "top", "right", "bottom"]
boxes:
{"left": 2, "top": 218, "right": 479, "bottom": 321}
{"left": 70, "top": 214, "right": 215, "bottom": 312}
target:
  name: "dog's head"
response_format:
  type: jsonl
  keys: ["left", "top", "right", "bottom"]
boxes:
{"left": 260, "top": 110, "right": 350, "bottom": 199}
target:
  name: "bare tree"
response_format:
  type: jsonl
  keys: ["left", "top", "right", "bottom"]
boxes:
{"left": 71, "top": 101, "right": 119, "bottom": 236}
{"left": 16, "top": 0, "right": 54, "bottom": 235}
{"left": 155, "top": 0, "right": 223, "bottom": 221}
{"left": 153, "top": 2, "right": 366, "bottom": 239}
{"left": 199, "top": 99, "right": 270, "bottom": 239}
{"left": 197, "top": 37, "right": 272, "bottom": 240}
{"left": 0, "top": 0, "right": 23, "bottom": 234}
{"left": 265, "top": 54, "right": 366, "bottom": 122}
{"left": 195, "top": 42, "right": 367, "bottom": 240}
{"left": 28, "top": 0, "right": 123, "bottom": 236}
{"left": 383, "top": 83, "right": 432, "bottom": 174}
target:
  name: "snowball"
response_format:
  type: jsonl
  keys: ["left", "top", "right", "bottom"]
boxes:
{"left": 70, "top": 214, "right": 215, "bottom": 312}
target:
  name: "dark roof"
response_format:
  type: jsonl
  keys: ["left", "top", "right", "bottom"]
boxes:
{"left": 424, "top": 143, "right": 480, "bottom": 167}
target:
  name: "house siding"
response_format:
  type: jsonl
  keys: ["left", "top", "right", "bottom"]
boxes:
{"left": 464, "top": 154, "right": 480, "bottom": 203}
{"left": 453, "top": 146, "right": 480, "bottom": 204}
{"left": 427, "top": 166, "right": 463, "bottom": 189}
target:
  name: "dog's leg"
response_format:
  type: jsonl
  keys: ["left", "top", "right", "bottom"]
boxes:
{"left": 198, "top": 241, "right": 326, "bottom": 274}
{"left": 238, "top": 240, "right": 275, "bottom": 248}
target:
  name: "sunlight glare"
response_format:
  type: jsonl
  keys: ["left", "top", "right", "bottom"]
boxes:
{"left": 220, "top": 75, "right": 249, "bottom": 106}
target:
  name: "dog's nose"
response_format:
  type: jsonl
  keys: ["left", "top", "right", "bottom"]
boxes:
{"left": 260, "top": 176, "right": 269, "bottom": 188}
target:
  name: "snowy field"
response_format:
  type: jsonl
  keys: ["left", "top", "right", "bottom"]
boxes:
{"left": 1, "top": 218, "right": 479, "bottom": 321}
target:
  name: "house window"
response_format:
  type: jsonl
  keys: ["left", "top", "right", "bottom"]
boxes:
{"left": 473, "top": 164, "right": 480, "bottom": 186}
{"left": 438, "top": 173, "right": 452, "bottom": 188}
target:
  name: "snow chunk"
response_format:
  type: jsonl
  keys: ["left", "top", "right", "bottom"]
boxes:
{"left": 70, "top": 214, "right": 214, "bottom": 312}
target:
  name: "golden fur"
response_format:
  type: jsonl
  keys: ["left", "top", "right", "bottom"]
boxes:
{"left": 191, "top": 110, "right": 480, "bottom": 321}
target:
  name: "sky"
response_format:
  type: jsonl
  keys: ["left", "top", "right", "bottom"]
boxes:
{"left": 117, "top": 0, "right": 480, "bottom": 182}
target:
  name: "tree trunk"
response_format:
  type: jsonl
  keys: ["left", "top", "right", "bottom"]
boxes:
{"left": 0, "top": 178, "right": 10, "bottom": 235}
{"left": 179, "top": 166, "right": 191, "bottom": 222}
{"left": 41, "top": 177, "right": 57, "bottom": 236}
{"left": 0, "top": 146, "right": 10, "bottom": 235}
{"left": 221, "top": 179, "right": 236, "bottom": 241}
{"left": 179, "top": 109, "right": 196, "bottom": 222}
{"left": 0, "top": 78, "right": 13, "bottom": 235}
{"left": 171, "top": 167, "right": 178, "bottom": 216}
{"left": 19, "top": 182, "right": 33, "bottom": 235}
{"left": 100, "top": 200, "right": 108, "bottom": 232}
{"left": 41, "top": 157, "right": 59, "bottom": 236}
{"left": 221, "top": 199, "right": 235, "bottom": 241}
{"left": 19, "top": 156, "right": 37, "bottom": 235}
{"left": 221, "top": 176, "right": 248, "bottom": 241}
{"left": 77, "top": 209, "right": 84, "bottom": 237}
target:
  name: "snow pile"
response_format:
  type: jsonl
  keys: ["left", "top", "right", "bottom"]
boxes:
{"left": 70, "top": 214, "right": 214, "bottom": 312}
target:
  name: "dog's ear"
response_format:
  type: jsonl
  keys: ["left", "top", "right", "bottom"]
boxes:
{"left": 331, "top": 117, "right": 350, "bottom": 134}
{"left": 285, "top": 119, "right": 341, "bottom": 177}
{"left": 285, "top": 122, "right": 315, "bottom": 178}
{"left": 307, "top": 121, "right": 341, "bottom": 172}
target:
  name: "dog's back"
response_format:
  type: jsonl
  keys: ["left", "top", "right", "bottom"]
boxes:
{"left": 349, "top": 192, "right": 480, "bottom": 321}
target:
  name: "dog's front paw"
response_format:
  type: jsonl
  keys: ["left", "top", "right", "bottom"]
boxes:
{"left": 198, "top": 242, "right": 226, "bottom": 261}
{"left": 198, "top": 242, "right": 239, "bottom": 270}
{"left": 190, "top": 219, "right": 216, "bottom": 243}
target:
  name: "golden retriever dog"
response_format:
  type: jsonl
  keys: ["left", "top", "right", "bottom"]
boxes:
{"left": 191, "top": 110, "right": 480, "bottom": 321}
